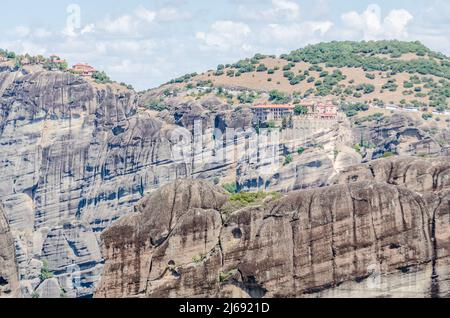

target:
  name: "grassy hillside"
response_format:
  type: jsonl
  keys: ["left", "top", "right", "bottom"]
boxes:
{"left": 147, "top": 41, "right": 449, "bottom": 111}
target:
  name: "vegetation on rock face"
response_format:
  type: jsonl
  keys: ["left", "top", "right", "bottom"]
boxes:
{"left": 145, "top": 99, "right": 168, "bottom": 111}
{"left": 43, "top": 60, "right": 68, "bottom": 72}
{"left": 230, "top": 192, "right": 267, "bottom": 204}
{"left": 229, "top": 191, "right": 281, "bottom": 205}
{"left": 354, "top": 112, "right": 384, "bottom": 125}
{"left": 294, "top": 105, "right": 309, "bottom": 115}
{"left": 167, "top": 72, "right": 198, "bottom": 84}
{"left": 237, "top": 92, "right": 256, "bottom": 104}
{"left": 192, "top": 254, "right": 207, "bottom": 264}
{"left": 283, "top": 154, "right": 293, "bottom": 165}
{"left": 218, "top": 269, "right": 238, "bottom": 283}
{"left": 222, "top": 182, "right": 238, "bottom": 194}
{"left": 120, "top": 82, "right": 134, "bottom": 90}
{"left": 268, "top": 90, "right": 290, "bottom": 104}
{"left": 92, "top": 71, "right": 111, "bottom": 84}
{"left": 0, "top": 49, "right": 16, "bottom": 59}
{"left": 422, "top": 112, "right": 433, "bottom": 120}
{"left": 39, "top": 260, "right": 53, "bottom": 282}
{"left": 340, "top": 102, "right": 370, "bottom": 117}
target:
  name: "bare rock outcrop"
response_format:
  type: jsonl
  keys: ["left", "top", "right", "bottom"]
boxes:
{"left": 96, "top": 161, "right": 450, "bottom": 297}
{"left": 354, "top": 114, "right": 445, "bottom": 160}
{"left": 332, "top": 156, "right": 450, "bottom": 193}
{"left": 0, "top": 204, "right": 18, "bottom": 297}
{"left": 1, "top": 65, "right": 449, "bottom": 299}
{"left": 96, "top": 180, "right": 228, "bottom": 297}
{"left": 0, "top": 68, "right": 257, "bottom": 297}
{"left": 238, "top": 150, "right": 335, "bottom": 192}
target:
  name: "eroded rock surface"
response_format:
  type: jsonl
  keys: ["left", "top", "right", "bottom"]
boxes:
{"left": 0, "top": 67, "right": 257, "bottom": 297}
{"left": 96, "top": 180, "right": 228, "bottom": 297}
{"left": 2, "top": 65, "right": 449, "bottom": 299}
{"left": 96, "top": 157, "right": 450, "bottom": 298}
{"left": 354, "top": 114, "right": 445, "bottom": 160}
{"left": 332, "top": 156, "right": 450, "bottom": 193}
{"left": 0, "top": 204, "right": 18, "bottom": 297}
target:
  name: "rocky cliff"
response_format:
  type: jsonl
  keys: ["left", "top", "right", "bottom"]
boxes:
{"left": 96, "top": 156, "right": 450, "bottom": 298}
{"left": 1, "top": 64, "right": 448, "bottom": 298}
{"left": 0, "top": 68, "right": 306, "bottom": 297}
{"left": 353, "top": 113, "right": 447, "bottom": 160}
{"left": 0, "top": 69, "right": 142, "bottom": 297}
{"left": 0, "top": 204, "right": 18, "bottom": 297}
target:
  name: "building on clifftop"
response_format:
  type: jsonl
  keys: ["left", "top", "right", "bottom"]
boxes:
{"left": 72, "top": 63, "right": 96, "bottom": 77}
{"left": 251, "top": 99, "right": 338, "bottom": 124}
{"left": 251, "top": 104, "right": 295, "bottom": 123}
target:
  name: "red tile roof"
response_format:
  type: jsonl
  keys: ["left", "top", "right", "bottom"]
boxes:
{"left": 72, "top": 63, "right": 96, "bottom": 74}
{"left": 251, "top": 104, "right": 295, "bottom": 110}
{"left": 73, "top": 63, "right": 95, "bottom": 70}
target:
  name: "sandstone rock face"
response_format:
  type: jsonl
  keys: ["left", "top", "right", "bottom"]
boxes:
{"left": 2, "top": 65, "right": 449, "bottom": 299}
{"left": 237, "top": 117, "right": 346, "bottom": 192}
{"left": 332, "top": 156, "right": 450, "bottom": 193}
{"left": 238, "top": 150, "right": 335, "bottom": 192}
{"left": 354, "top": 114, "right": 445, "bottom": 160}
{"left": 96, "top": 180, "right": 228, "bottom": 297}
{"left": 0, "top": 68, "right": 265, "bottom": 297}
{"left": 96, "top": 160, "right": 450, "bottom": 298}
{"left": 0, "top": 204, "right": 18, "bottom": 297}
{"left": 0, "top": 70, "right": 142, "bottom": 297}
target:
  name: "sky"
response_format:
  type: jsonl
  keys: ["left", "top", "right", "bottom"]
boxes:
{"left": 0, "top": 0, "right": 449, "bottom": 91}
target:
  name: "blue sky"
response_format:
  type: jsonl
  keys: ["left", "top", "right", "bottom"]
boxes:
{"left": 1, "top": 0, "right": 449, "bottom": 90}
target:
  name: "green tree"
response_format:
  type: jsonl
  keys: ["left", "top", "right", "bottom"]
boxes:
{"left": 268, "top": 90, "right": 290, "bottom": 104}
{"left": 283, "top": 154, "right": 293, "bottom": 166}
{"left": 422, "top": 112, "right": 433, "bottom": 120}
{"left": 257, "top": 64, "right": 268, "bottom": 72}
{"left": 222, "top": 183, "right": 237, "bottom": 194}
{"left": 294, "top": 105, "right": 308, "bottom": 115}
{"left": 297, "top": 147, "right": 305, "bottom": 155}
{"left": 145, "top": 99, "right": 168, "bottom": 111}
{"left": 92, "top": 71, "right": 111, "bottom": 83}
{"left": 39, "top": 260, "right": 54, "bottom": 282}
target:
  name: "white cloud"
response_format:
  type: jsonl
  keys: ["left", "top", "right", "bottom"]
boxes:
{"left": 196, "top": 21, "right": 252, "bottom": 51}
{"left": 81, "top": 24, "right": 95, "bottom": 35}
{"left": 135, "top": 6, "right": 156, "bottom": 23}
{"left": 2, "top": 1, "right": 448, "bottom": 91}
{"left": 107, "top": 57, "right": 171, "bottom": 76}
{"left": 422, "top": 0, "right": 450, "bottom": 26}
{"left": 383, "top": 10, "right": 414, "bottom": 39}
{"left": 9, "top": 26, "right": 51, "bottom": 40}
{"left": 65, "top": 5, "right": 189, "bottom": 38}
{"left": 62, "top": 24, "right": 78, "bottom": 37}
{"left": 0, "top": 40, "right": 47, "bottom": 56}
{"left": 156, "top": 7, "right": 191, "bottom": 22}
{"left": 34, "top": 28, "right": 52, "bottom": 38}
{"left": 272, "top": 0, "right": 300, "bottom": 19}
{"left": 262, "top": 21, "right": 333, "bottom": 45}
{"left": 238, "top": 0, "right": 300, "bottom": 22}
{"left": 341, "top": 4, "right": 413, "bottom": 40}
{"left": 14, "top": 26, "right": 31, "bottom": 37}
{"left": 95, "top": 40, "right": 156, "bottom": 55}
{"left": 99, "top": 15, "right": 137, "bottom": 35}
